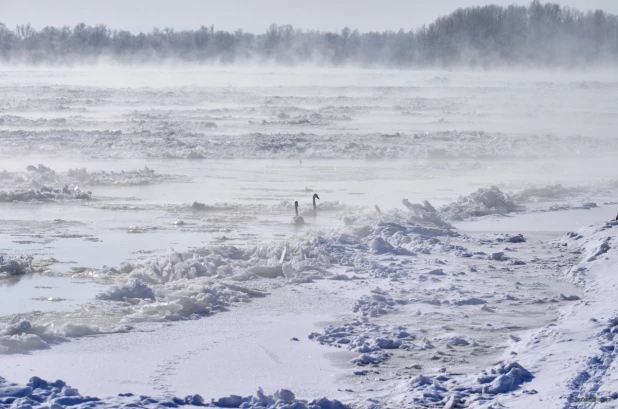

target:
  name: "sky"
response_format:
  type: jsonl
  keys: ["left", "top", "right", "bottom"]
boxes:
{"left": 1, "top": 0, "right": 617, "bottom": 33}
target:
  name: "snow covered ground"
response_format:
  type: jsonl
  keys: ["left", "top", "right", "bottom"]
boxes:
{"left": 1, "top": 67, "right": 617, "bottom": 408}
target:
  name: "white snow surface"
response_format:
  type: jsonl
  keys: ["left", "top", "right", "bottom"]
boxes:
{"left": 492, "top": 220, "right": 618, "bottom": 409}
{"left": 4, "top": 209, "right": 614, "bottom": 407}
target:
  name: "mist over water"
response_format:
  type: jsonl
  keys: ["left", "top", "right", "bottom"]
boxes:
{"left": 2, "top": 1, "right": 618, "bottom": 67}
{"left": 1, "top": 64, "right": 615, "bottom": 308}
{"left": 1, "top": 64, "right": 617, "bottom": 290}
{"left": 1, "top": 2, "right": 618, "bottom": 407}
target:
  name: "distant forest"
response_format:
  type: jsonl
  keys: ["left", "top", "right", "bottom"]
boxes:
{"left": 1, "top": 1, "right": 617, "bottom": 66}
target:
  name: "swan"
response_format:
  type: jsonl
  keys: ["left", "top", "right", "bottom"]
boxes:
{"left": 301, "top": 193, "right": 320, "bottom": 217}
{"left": 290, "top": 201, "right": 305, "bottom": 225}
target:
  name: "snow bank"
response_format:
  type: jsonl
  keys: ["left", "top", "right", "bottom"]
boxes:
{"left": 489, "top": 220, "right": 618, "bottom": 407}
{"left": 555, "top": 221, "right": 618, "bottom": 403}
{"left": 0, "top": 376, "right": 351, "bottom": 409}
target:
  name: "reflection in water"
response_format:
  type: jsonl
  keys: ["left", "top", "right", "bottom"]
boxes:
{"left": 0, "top": 274, "right": 24, "bottom": 287}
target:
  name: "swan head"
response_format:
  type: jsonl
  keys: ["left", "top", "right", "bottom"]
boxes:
{"left": 313, "top": 193, "right": 320, "bottom": 200}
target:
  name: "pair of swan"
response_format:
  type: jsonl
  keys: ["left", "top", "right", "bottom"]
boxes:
{"left": 290, "top": 193, "right": 319, "bottom": 225}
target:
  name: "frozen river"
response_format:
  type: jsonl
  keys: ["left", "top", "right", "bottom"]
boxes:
{"left": 1, "top": 67, "right": 618, "bottom": 408}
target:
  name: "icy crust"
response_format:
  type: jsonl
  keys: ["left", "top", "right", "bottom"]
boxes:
{"left": 0, "top": 376, "right": 350, "bottom": 409}
{"left": 3, "top": 128, "right": 618, "bottom": 160}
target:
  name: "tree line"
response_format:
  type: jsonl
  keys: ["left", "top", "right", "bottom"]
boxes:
{"left": 1, "top": 1, "right": 617, "bottom": 67}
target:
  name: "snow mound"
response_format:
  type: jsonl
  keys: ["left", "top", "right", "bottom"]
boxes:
{"left": 0, "top": 318, "right": 127, "bottom": 354}
{"left": 400, "top": 200, "right": 453, "bottom": 228}
{"left": 398, "top": 361, "right": 533, "bottom": 407}
{"left": 309, "top": 321, "right": 421, "bottom": 367}
{"left": 0, "top": 376, "right": 351, "bottom": 409}
{"left": 505, "top": 234, "right": 526, "bottom": 243}
{"left": 402, "top": 186, "right": 523, "bottom": 222}
{"left": 95, "top": 279, "right": 156, "bottom": 301}
{"left": 439, "top": 186, "right": 521, "bottom": 220}
{"left": 353, "top": 287, "right": 406, "bottom": 317}
{"left": 0, "top": 256, "right": 35, "bottom": 278}
{"left": 478, "top": 362, "right": 534, "bottom": 394}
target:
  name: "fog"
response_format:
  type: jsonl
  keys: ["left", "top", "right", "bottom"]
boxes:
{"left": 1, "top": 64, "right": 616, "bottom": 269}
{"left": 1, "top": 1, "right": 618, "bottom": 67}
{"left": 1, "top": 2, "right": 618, "bottom": 408}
